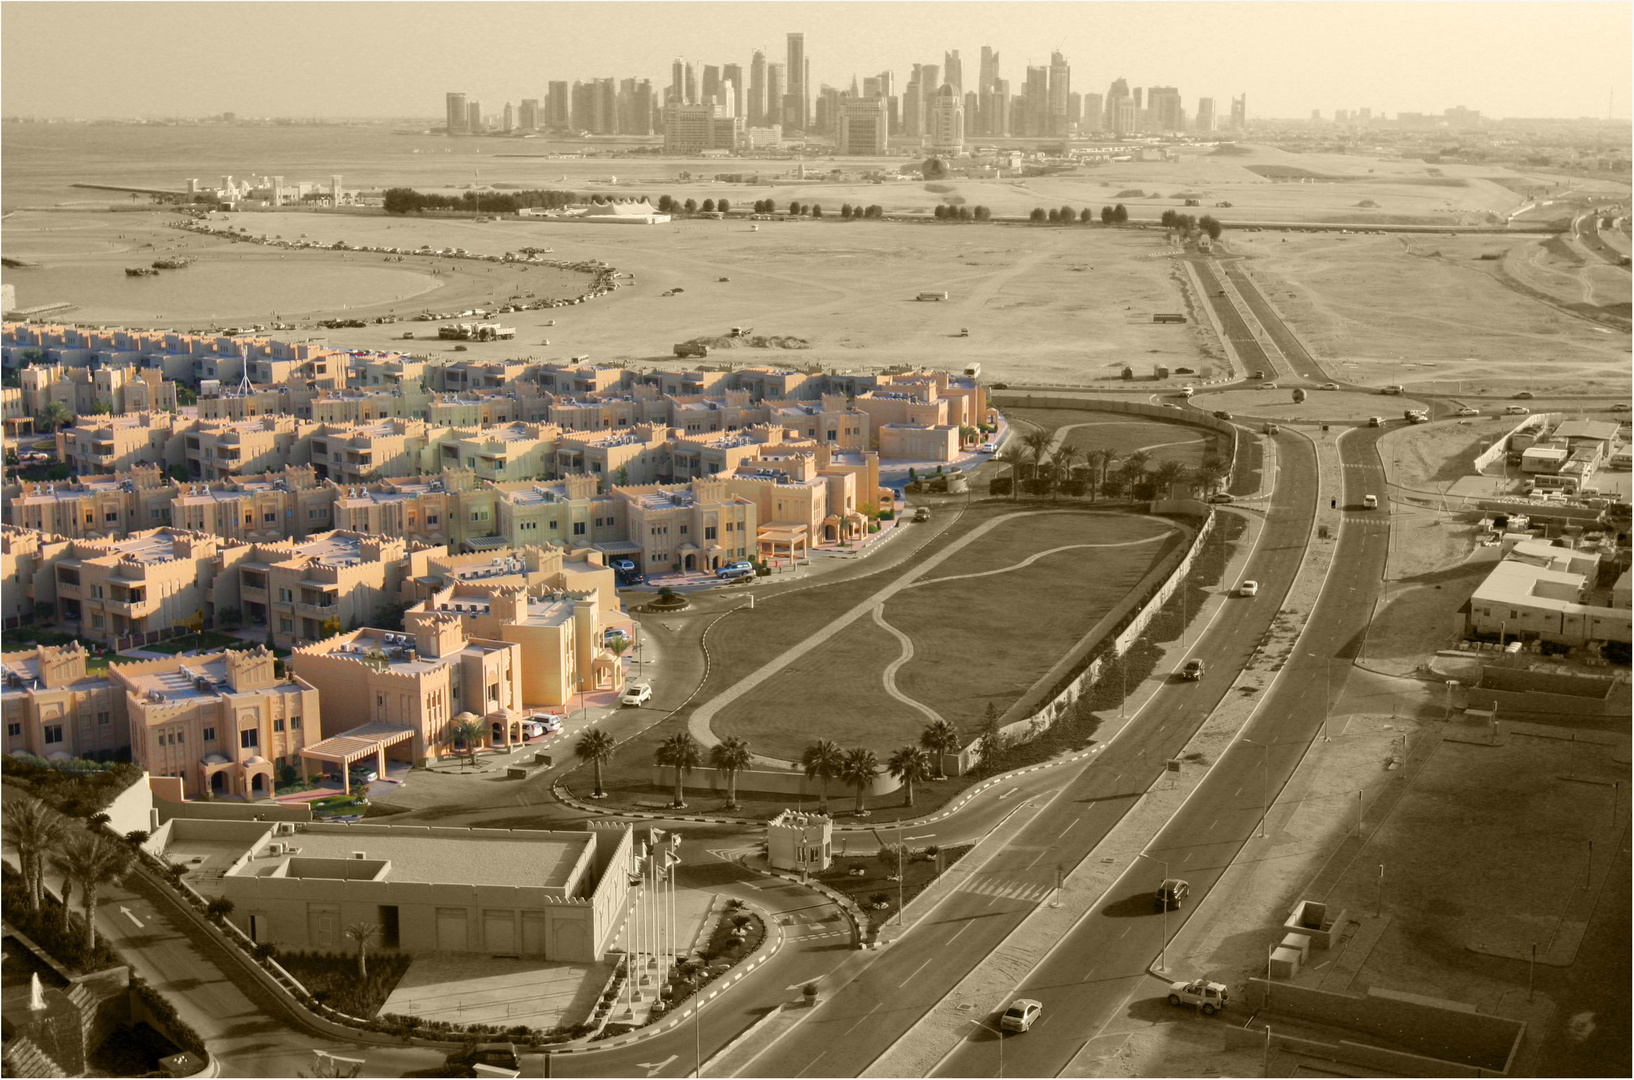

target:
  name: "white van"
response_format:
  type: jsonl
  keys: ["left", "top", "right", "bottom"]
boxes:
{"left": 1362, "top": 495, "right": 1379, "bottom": 509}
{"left": 1180, "top": 385, "right": 1195, "bottom": 398}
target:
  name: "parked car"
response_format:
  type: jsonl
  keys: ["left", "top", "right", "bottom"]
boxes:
{"left": 717, "top": 566, "right": 754, "bottom": 582}
{"left": 610, "top": 558, "right": 637, "bottom": 575}
{"left": 1167, "top": 979, "right": 1229, "bottom": 1014}
{"left": 347, "top": 766, "right": 378, "bottom": 786}
{"left": 1155, "top": 878, "right": 1191, "bottom": 909}
{"left": 604, "top": 627, "right": 631, "bottom": 647}
{"left": 1238, "top": 580, "right": 1259, "bottom": 597}
{"left": 1180, "top": 659, "right": 1205, "bottom": 681}
{"left": 717, "top": 560, "right": 754, "bottom": 578}
{"left": 621, "top": 683, "right": 653, "bottom": 707}
{"left": 1000, "top": 998, "right": 1043, "bottom": 1032}
{"left": 1610, "top": 402, "right": 1631, "bottom": 413}
{"left": 528, "top": 711, "right": 564, "bottom": 734}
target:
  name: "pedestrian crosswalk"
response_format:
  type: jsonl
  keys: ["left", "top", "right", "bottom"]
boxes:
{"left": 959, "top": 875, "right": 1053, "bottom": 903}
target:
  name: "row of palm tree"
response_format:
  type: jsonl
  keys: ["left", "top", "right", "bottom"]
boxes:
{"left": 4, "top": 797, "right": 135, "bottom": 956}
{"left": 997, "top": 427, "right": 1230, "bottom": 502}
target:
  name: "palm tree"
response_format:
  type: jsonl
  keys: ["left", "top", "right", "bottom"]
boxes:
{"left": 654, "top": 732, "right": 702, "bottom": 808}
{"left": 994, "top": 446, "right": 1028, "bottom": 500}
{"left": 444, "top": 713, "right": 485, "bottom": 767}
{"left": 1119, "top": 449, "right": 1152, "bottom": 495}
{"left": 709, "top": 736, "right": 752, "bottom": 810}
{"left": 37, "top": 400, "right": 73, "bottom": 433}
{"left": 801, "top": 739, "right": 845, "bottom": 813}
{"left": 840, "top": 747, "right": 880, "bottom": 816}
{"left": 1153, "top": 459, "right": 1189, "bottom": 499}
{"left": 47, "top": 846, "right": 75, "bottom": 937}
{"left": 1020, "top": 427, "right": 1057, "bottom": 497}
{"left": 4, "top": 798, "right": 64, "bottom": 913}
{"left": 886, "top": 746, "right": 934, "bottom": 808}
{"left": 1053, "top": 444, "right": 1084, "bottom": 498}
{"left": 60, "top": 830, "right": 134, "bottom": 953}
{"left": 1194, "top": 453, "right": 1229, "bottom": 496}
{"left": 918, "top": 719, "right": 961, "bottom": 780}
{"left": 574, "top": 728, "right": 617, "bottom": 798}
{"left": 346, "top": 921, "right": 381, "bottom": 979}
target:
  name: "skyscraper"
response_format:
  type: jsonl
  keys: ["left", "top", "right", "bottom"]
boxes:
{"left": 786, "top": 32, "right": 807, "bottom": 131}
{"left": 1047, "top": 51, "right": 1071, "bottom": 136}
{"left": 723, "top": 64, "right": 745, "bottom": 120}
{"left": 767, "top": 62, "right": 785, "bottom": 127}
{"left": 903, "top": 68, "right": 923, "bottom": 138}
{"left": 944, "top": 50, "right": 963, "bottom": 96}
{"left": 1195, "top": 97, "right": 1215, "bottom": 133}
{"left": 631, "top": 81, "right": 654, "bottom": 135}
{"left": 671, "top": 59, "right": 686, "bottom": 104}
{"left": 979, "top": 46, "right": 999, "bottom": 93}
{"left": 990, "top": 77, "right": 1010, "bottom": 137}
{"left": 519, "top": 98, "right": 538, "bottom": 132}
{"left": 546, "top": 83, "right": 570, "bottom": 128}
{"left": 1230, "top": 94, "right": 1247, "bottom": 130}
{"left": 749, "top": 51, "right": 767, "bottom": 126}
{"left": 1148, "top": 86, "right": 1183, "bottom": 132}
{"left": 837, "top": 95, "right": 888, "bottom": 155}
{"left": 445, "top": 92, "right": 469, "bottom": 135}
{"left": 1081, "top": 92, "right": 1103, "bottom": 133}
{"left": 703, "top": 65, "right": 721, "bottom": 105}
{"left": 927, "top": 83, "right": 964, "bottom": 154}
{"left": 685, "top": 63, "right": 698, "bottom": 107}
{"left": 1024, "top": 65, "right": 1048, "bottom": 137}
{"left": 964, "top": 91, "right": 979, "bottom": 137}
{"left": 502, "top": 102, "right": 515, "bottom": 133}
{"left": 1106, "top": 78, "right": 1132, "bottom": 134}
{"left": 467, "top": 101, "right": 483, "bottom": 132}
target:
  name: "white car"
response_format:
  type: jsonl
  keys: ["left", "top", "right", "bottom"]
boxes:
{"left": 1238, "top": 580, "right": 1259, "bottom": 597}
{"left": 1167, "top": 979, "right": 1229, "bottom": 1015}
{"left": 603, "top": 627, "right": 631, "bottom": 647}
{"left": 1455, "top": 406, "right": 1480, "bottom": 417}
{"left": 1000, "top": 998, "right": 1042, "bottom": 1032}
{"left": 977, "top": 442, "right": 998, "bottom": 453}
{"left": 621, "top": 683, "right": 653, "bottom": 707}
{"left": 1318, "top": 382, "right": 1340, "bottom": 390}
{"left": 529, "top": 712, "right": 564, "bottom": 733}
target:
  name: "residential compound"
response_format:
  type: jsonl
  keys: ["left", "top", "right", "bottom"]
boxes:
{"left": 1, "top": 642, "right": 128, "bottom": 763}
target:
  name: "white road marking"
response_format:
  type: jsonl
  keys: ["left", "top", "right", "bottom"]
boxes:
{"left": 899, "top": 956, "right": 936, "bottom": 988}
{"left": 1058, "top": 818, "right": 1080, "bottom": 838}
{"left": 840, "top": 1001, "right": 883, "bottom": 1036}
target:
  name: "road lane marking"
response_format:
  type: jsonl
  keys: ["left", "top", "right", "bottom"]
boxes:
{"left": 840, "top": 1001, "right": 882, "bottom": 1036}
{"left": 1058, "top": 817, "right": 1080, "bottom": 838}
{"left": 796, "top": 1052, "right": 827, "bottom": 1077}
{"left": 1121, "top": 926, "right": 1131, "bottom": 938}
{"left": 899, "top": 956, "right": 935, "bottom": 988}
{"left": 948, "top": 922, "right": 971, "bottom": 942}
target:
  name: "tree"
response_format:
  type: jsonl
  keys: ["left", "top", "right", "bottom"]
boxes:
{"left": 1061, "top": 204, "right": 1075, "bottom": 223}
{"left": 717, "top": 198, "right": 730, "bottom": 214}
{"left": 683, "top": 198, "right": 697, "bottom": 213}
{"left": 575, "top": 728, "right": 617, "bottom": 798}
{"left": 4, "top": 798, "right": 63, "bottom": 913}
{"left": 1113, "top": 203, "right": 1129, "bottom": 223}
{"left": 801, "top": 739, "right": 844, "bottom": 813}
{"left": 445, "top": 714, "right": 485, "bottom": 766}
{"left": 657, "top": 195, "right": 674, "bottom": 212}
{"left": 976, "top": 704, "right": 1007, "bottom": 773}
{"left": 655, "top": 732, "right": 702, "bottom": 807}
{"left": 841, "top": 203, "right": 853, "bottom": 219}
{"left": 1200, "top": 214, "right": 1223, "bottom": 240}
{"left": 994, "top": 446, "right": 1029, "bottom": 501}
{"left": 1020, "top": 426, "right": 1057, "bottom": 497}
{"left": 1079, "top": 207, "right": 1093, "bottom": 224}
{"left": 1100, "top": 473, "right": 1127, "bottom": 500}
{"left": 346, "top": 921, "right": 380, "bottom": 979}
{"left": 886, "top": 745, "right": 933, "bottom": 807}
{"left": 1047, "top": 209, "right": 1060, "bottom": 223}
{"left": 1194, "top": 453, "right": 1230, "bottom": 495}
{"left": 957, "top": 206, "right": 972, "bottom": 221}
{"left": 973, "top": 205, "right": 991, "bottom": 221}
{"left": 1083, "top": 448, "right": 1113, "bottom": 501}
{"left": 60, "top": 830, "right": 134, "bottom": 954}
{"left": 1053, "top": 443, "right": 1085, "bottom": 498}
{"left": 788, "top": 200, "right": 801, "bottom": 216}
{"left": 919, "top": 719, "right": 961, "bottom": 779}
{"left": 810, "top": 204, "right": 823, "bottom": 218}
{"left": 1029, "top": 207, "right": 1047, "bottom": 223}
{"left": 921, "top": 157, "right": 949, "bottom": 180}
{"left": 709, "top": 736, "right": 752, "bottom": 810}
{"left": 701, "top": 198, "right": 716, "bottom": 213}
{"left": 1153, "top": 459, "right": 1189, "bottom": 498}
{"left": 38, "top": 400, "right": 73, "bottom": 433}
{"left": 840, "top": 747, "right": 879, "bottom": 815}
{"left": 1100, "top": 205, "right": 1114, "bottom": 225}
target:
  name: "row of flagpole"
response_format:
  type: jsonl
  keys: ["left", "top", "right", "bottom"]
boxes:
{"left": 626, "top": 826, "right": 682, "bottom": 1015}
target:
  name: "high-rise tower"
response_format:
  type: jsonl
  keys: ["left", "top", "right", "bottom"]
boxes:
{"left": 786, "top": 32, "right": 807, "bottom": 130}
{"left": 944, "top": 50, "right": 963, "bottom": 96}
{"left": 1047, "top": 51, "right": 1070, "bottom": 136}
{"left": 445, "top": 92, "right": 469, "bottom": 135}
{"left": 749, "top": 51, "right": 767, "bottom": 125}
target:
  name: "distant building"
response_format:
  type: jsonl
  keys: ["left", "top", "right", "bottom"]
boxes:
{"left": 2, "top": 642, "right": 128, "bottom": 764}
{"left": 836, "top": 96, "right": 888, "bottom": 156}
{"left": 662, "top": 103, "right": 739, "bottom": 155}
{"left": 445, "top": 92, "right": 468, "bottom": 135}
{"left": 927, "top": 83, "right": 965, "bottom": 154}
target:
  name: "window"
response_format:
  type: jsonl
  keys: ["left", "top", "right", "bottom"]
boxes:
{"left": 278, "top": 588, "right": 293, "bottom": 602}
{"left": 240, "top": 729, "right": 258, "bottom": 749}
{"left": 105, "top": 510, "right": 120, "bottom": 522}
{"left": 427, "top": 514, "right": 439, "bottom": 525}
{"left": 549, "top": 520, "right": 558, "bottom": 530}
{"left": 92, "top": 614, "right": 105, "bottom": 629}
{"left": 174, "top": 731, "right": 184, "bottom": 746}
{"left": 203, "top": 726, "right": 215, "bottom": 742}
{"left": 488, "top": 682, "right": 500, "bottom": 703}
{"left": 291, "top": 715, "right": 302, "bottom": 730}
{"left": 279, "top": 617, "right": 293, "bottom": 632}
{"left": 264, "top": 511, "right": 278, "bottom": 523}
{"left": 97, "top": 711, "right": 110, "bottom": 726}
{"left": 679, "top": 525, "right": 689, "bottom": 536}
{"left": 91, "top": 584, "right": 104, "bottom": 599}
{"left": 273, "top": 718, "right": 285, "bottom": 733}
{"left": 6, "top": 722, "right": 21, "bottom": 739}
{"left": 573, "top": 521, "right": 586, "bottom": 536}
{"left": 705, "top": 526, "right": 717, "bottom": 541}
{"left": 44, "top": 725, "right": 63, "bottom": 745}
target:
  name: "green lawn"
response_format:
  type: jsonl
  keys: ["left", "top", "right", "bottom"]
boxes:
{"left": 144, "top": 631, "right": 246, "bottom": 655}
{"left": 710, "top": 507, "right": 1181, "bottom": 759}
{"left": 1006, "top": 409, "right": 1230, "bottom": 475}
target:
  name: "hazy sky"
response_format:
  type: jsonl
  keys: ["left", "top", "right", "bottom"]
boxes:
{"left": 3, "top": 1, "right": 1630, "bottom": 121}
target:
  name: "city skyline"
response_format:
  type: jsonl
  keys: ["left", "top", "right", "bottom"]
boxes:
{"left": 2, "top": 1, "right": 1630, "bottom": 122}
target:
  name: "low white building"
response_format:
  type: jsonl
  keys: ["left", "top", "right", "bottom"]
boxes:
{"left": 766, "top": 809, "right": 831, "bottom": 873}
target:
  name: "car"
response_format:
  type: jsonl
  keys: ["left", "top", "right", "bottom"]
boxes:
{"left": 493, "top": 719, "right": 545, "bottom": 741}
{"left": 1000, "top": 998, "right": 1043, "bottom": 1032}
{"left": 1180, "top": 659, "right": 1205, "bottom": 681}
{"left": 347, "top": 766, "right": 378, "bottom": 786}
{"left": 1238, "top": 580, "right": 1259, "bottom": 597}
{"left": 1161, "top": 402, "right": 1182, "bottom": 410}
{"left": 1212, "top": 410, "right": 1234, "bottom": 421}
{"left": 444, "top": 1042, "right": 521, "bottom": 1075}
{"left": 717, "top": 566, "right": 754, "bottom": 582}
{"left": 1155, "top": 878, "right": 1191, "bottom": 909}
{"left": 1513, "top": 391, "right": 1535, "bottom": 399}
{"left": 1505, "top": 405, "right": 1530, "bottom": 415}
{"left": 1319, "top": 382, "right": 1340, "bottom": 390}
{"left": 1367, "top": 416, "right": 1383, "bottom": 427}
{"left": 913, "top": 507, "right": 931, "bottom": 523}
{"left": 1206, "top": 492, "right": 1234, "bottom": 503}
{"left": 621, "top": 683, "right": 653, "bottom": 707}
{"left": 1262, "top": 423, "right": 1280, "bottom": 435}
{"left": 1455, "top": 406, "right": 1481, "bottom": 417}
{"left": 528, "top": 712, "right": 564, "bottom": 734}
{"left": 1179, "top": 385, "right": 1195, "bottom": 397}
{"left": 989, "top": 382, "right": 1008, "bottom": 390}
{"left": 718, "top": 560, "right": 754, "bottom": 577}
{"left": 1363, "top": 494, "right": 1379, "bottom": 508}
{"left": 1611, "top": 402, "right": 1631, "bottom": 413}
{"left": 1252, "top": 370, "right": 1266, "bottom": 379}
{"left": 610, "top": 558, "right": 637, "bottom": 575}
{"left": 1167, "top": 979, "right": 1229, "bottom": 1015}
{"left": 1262, "top": 382, "right": 1279, "bottom": 390}
{"left": 1381, "top": 384, "right": 1404, "bottom": 395}
{"left": 603, "top": 627, "right": 631, "bottom": 647}
{"left": 977, "top": 441, "right": 997, "bottom": 453}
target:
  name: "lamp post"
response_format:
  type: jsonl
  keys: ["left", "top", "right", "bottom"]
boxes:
{"left": 1157, "top": 855, "right": 1171, "bottom": 973}
{"left": 1242, "top": 737, "right": 1272, "bottom": 838}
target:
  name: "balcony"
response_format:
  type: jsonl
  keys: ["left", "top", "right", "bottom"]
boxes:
{"left": 240, "top": 584, "right": 268, "bottom": 603}
{"left": 293, "top": 601, "right": 338, "bottom": 619}
{"left": 104, "top": 596, "right": 159, "bottom": 618}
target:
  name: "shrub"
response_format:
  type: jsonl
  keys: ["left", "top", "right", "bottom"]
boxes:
{"left": 131, "top": 975, "right": 208, "bottom": 1058}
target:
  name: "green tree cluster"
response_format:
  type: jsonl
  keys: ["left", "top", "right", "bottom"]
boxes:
{"left": 382, "top": 186, "right": 579, "bottom": 215}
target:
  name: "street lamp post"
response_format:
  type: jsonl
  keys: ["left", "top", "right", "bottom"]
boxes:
{"left": 1242, "top": 737, "right": 1272, "bottom": 838}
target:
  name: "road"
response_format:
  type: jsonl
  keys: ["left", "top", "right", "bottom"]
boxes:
{"left": 731, "top": 430, "right": 1319, "bottom": 1080}
{"left": 930, "top": 427, "right": 1388, "bottom": 1078}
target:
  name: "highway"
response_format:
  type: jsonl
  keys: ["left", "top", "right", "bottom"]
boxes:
{"left": 732, "top": 428, "right": 1319, "bottom": 1079}
{"left": 930, "top": 426, "right": 1389, "bottom": 1078}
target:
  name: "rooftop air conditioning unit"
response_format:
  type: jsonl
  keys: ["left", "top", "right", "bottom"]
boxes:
{"left": 266, "top": 841, "right": 286, "bottom": 856}
{"left": 351, "top": 851, "right": 367, "bottom": 859}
